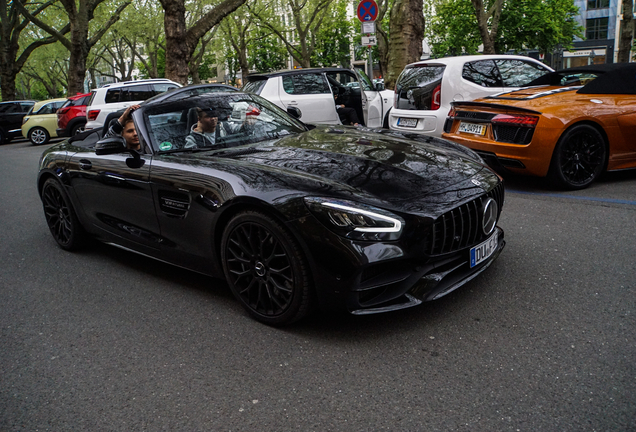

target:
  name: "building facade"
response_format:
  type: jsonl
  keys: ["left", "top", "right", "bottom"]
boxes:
{"left": 562, "top": 0, "right": 633, "bottom": 66}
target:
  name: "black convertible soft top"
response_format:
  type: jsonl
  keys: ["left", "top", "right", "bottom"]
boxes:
{"left": 525, "top": 63, "right": 636, "bottom": 95}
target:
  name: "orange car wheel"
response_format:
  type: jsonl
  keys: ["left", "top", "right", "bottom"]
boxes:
{"left": 549, "top": 124, "right": 607, "bottom": 190}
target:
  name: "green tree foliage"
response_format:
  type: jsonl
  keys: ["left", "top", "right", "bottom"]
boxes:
{"left": 0, "top": 0, "right": 68, "bottom": 100}
{"left": 310, "top": 1, "right": 353, "bottom": 67}
{"left": 247, "top": 26, "right": 288, "bottom": 72}
{"left": 19, "top": 41, "right": 68, "bottom": 98}
{"left": 250, "top": 0, "right": 336, "bottom": 68}
{"left": 426, "top": 0, "right": 583, "bottom": 57}
{"left": 497, "top": 0, "right": 583, "bottom": 54}
{"left": 15, "top": 0, "right": 132, "bottom": 95}
{"left": 425, "top": 0, "right": 481, "bottom": 57}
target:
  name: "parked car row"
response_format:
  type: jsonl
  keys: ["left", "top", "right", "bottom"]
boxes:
{"left": 1, "top": 79, "right": 182, "bottom": 145}
{"left": 10, "top": 56, "right": 636, "bottom": 191}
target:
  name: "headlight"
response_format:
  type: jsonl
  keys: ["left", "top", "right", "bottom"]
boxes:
{"left": 304, "top": 197, "right": 404, "bottom": 241}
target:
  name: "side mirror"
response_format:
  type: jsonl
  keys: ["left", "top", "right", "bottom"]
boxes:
{"left": 375, "top": 83, "right": 385, "bottom": 91}
{"left": 287, "top": 106, "right": 302, "bottom": 119}
{"left": 95, "top": 136, "right": 126, "bottom": 155}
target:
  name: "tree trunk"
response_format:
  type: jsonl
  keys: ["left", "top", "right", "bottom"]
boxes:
{"left": 470, "top": 0, "right": 503, "bottom": 54}
{"left": 617, "top": 0, "right": 634, "bottom": 63}
{"left": 0, "top": 69, "right": 17, "bottom": 101}
{"left": 161, "top": 0, "right": 247, "bottom": 84}
{"left": 162, "top": 0, "right": 191, "bottom": 84}
{"left": 385, "top": 0, "right": 424, "bottom": 89}
{"left": 67, "top": 11, "right": 90, "bottom": 94}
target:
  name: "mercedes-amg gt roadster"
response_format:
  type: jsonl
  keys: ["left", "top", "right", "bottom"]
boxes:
{"left": 38, "top": 89, "right": 505, "bottom": 325}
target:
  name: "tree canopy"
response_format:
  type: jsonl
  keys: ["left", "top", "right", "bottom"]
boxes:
{"left": 426, "top": 0, "right": 583, "bottom": 58}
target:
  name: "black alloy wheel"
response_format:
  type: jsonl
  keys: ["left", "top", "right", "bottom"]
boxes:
{"left": 549, "top": 124, "right": 606, "bottom": 190}
{"left": 29, "top": 127, "right": 50, "bottom": 145}
{"left": 41, "top": 178, "right": 84, "bottom": 250}
{"left": 221, "top": 211, "right": 312, "bottom": 325}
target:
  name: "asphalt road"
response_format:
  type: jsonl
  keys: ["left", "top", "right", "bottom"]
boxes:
{"left": 1, "top": 138, "right": 635, "bottom": 431}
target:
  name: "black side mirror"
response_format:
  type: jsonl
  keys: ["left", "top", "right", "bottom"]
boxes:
{"left": 375, "top": 83, "right": 385, "bottom": 91}
{"left": 95, "top": 136, "right": 126, "bottom": 155}
{"left": 287, "top": 106, "right": 302, "bottom": 119}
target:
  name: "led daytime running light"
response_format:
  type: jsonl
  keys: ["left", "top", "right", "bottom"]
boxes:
{"left": 321, "top": 202, "right": 402, "bottom": 233}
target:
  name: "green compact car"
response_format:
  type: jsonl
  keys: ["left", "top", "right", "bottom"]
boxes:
{"left": 22, "top": 98, "right": 67, "bottom": 145}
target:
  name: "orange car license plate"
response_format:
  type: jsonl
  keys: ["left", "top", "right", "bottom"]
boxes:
{"left": 458, "top": 122, "right": 486, "bottom": 135}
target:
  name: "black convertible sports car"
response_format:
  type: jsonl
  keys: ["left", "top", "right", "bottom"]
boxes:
{"left": 38, "top": 91, "right": 505, "bottom": 325}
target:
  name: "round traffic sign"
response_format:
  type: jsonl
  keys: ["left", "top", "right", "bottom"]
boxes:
{"left": 357, "top": 0, "right": 378, "bottom": 22}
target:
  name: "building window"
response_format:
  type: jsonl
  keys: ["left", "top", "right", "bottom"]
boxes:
{"left": 586, "top": 17, "right": 609, "bottom": 39}
{"left": 587, "top": 0, "right": 609, "bottom": 9}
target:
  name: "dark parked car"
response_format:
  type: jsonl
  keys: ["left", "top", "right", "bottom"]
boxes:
{"left": 0, "top": 100, "right": 36, "bottom": 143}
{"left": 38, "top": 91, "right": 505, "bottom": 325}
{"left": 57, "top": 92, "right": 92, "bottom": 137}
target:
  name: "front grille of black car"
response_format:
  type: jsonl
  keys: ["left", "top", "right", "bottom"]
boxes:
{"left": 493, "top": 125, "right": 535, "bottom": 144}
{"left": 425, "top": 182, "right": 504, "bottom": 256}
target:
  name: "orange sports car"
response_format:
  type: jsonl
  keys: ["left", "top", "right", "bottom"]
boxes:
{"left": 442, "top": 63, "right": 636, "bottom": 189}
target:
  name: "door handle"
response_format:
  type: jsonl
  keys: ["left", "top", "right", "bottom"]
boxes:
{"left": 288, "top": 101, "right": 298, "bottom": 105}
{"left": 79, "top": 159, "right": 92, "bottom": 170}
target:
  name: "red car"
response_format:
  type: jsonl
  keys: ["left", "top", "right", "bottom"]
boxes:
{"left": 56, "top": 92, "right": 92, "bottom": 137}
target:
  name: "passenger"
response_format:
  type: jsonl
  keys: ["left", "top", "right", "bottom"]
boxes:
{"left": 334, "top": 93, "right": 360, "bottom": 126}
{"left": 104, "top": 104, "right": 141, "bottom": 151}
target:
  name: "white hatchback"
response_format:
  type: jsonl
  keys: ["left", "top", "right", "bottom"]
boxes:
{"left": 389, "top": 55, "right": 553, "bottom": 137}
{"left": 85, "top": 79, "right": 181, "bottom": 130}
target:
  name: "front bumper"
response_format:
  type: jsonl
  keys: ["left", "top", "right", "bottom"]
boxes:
{"left": 349, "top": 227, "right": 505, "bottom": 314}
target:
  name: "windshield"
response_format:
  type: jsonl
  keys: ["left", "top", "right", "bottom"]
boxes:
{"left": 242, "top": 79, "right": 267, "bottom": 95}
{"left": 143, "top": 93, "right": 307, "bottom": 153}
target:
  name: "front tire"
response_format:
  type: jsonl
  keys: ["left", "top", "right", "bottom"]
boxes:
{"left": 221, "top": 210, "right": 312, "bottom": 325}
{"left": 548, "top": 124, "right": 606, "bottom": 190}
{"left": 41, "top": 178, "right": 85, "bottom": 250}
{"left": 29, "top": 127, "right": 50, "bottom": 145}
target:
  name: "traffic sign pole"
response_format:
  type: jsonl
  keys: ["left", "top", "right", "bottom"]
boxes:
{"left": 357, "top": 0, "right": 379, "bottom": 78}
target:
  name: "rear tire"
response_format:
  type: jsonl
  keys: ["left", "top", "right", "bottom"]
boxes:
{"left": 41, "top": 178, "right": 85, "bottom": 250}
{"left": 71, "top": 122, "right": 86, "bottom": 136}
{"left": 29, "top": 127, "right": 50, "bottom": 145}
{"left": 221, "top": 210, "right": 312, "bottom": 325}
{"left": 548, "top": 124, "right": 606, "bottom": 190}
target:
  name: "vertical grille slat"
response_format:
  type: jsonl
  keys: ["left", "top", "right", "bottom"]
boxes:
{"left": 424, "top": 182, "right": 504, "bottom": 256}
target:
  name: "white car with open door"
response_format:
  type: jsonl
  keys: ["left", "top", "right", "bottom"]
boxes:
{"left": 243, "top": 68, "right": 393, "bottom": 128}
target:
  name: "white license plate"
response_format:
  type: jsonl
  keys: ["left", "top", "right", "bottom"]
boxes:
{"left": 470, "top": 232, "right": 498, "bottom": 268}
{"left": 398, "top": 117, "right": 418, "bottom": 127}
{"left": 458, "top": 122, "right": 486, "bottom": 135}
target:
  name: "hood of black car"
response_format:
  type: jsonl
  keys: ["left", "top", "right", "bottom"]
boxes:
{"left": 181, "top": 126, "right": 498, "bottom": 216}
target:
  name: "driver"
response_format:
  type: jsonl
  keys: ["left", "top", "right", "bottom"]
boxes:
{"left": 185, "top": 107, "right": 227, "bottom": 149}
